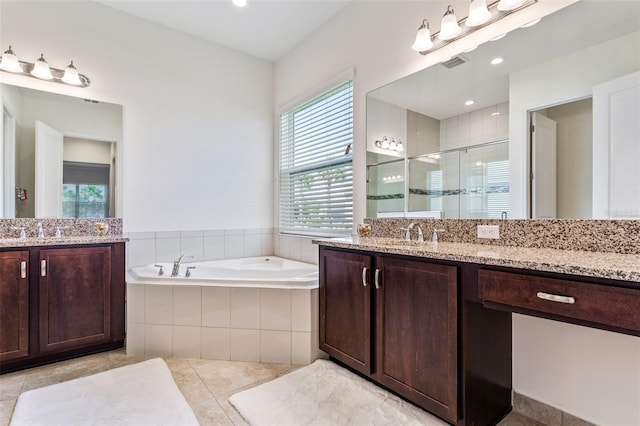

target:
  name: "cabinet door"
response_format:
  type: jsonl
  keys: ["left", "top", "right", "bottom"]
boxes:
{"left": 319, "top": 248, "right": 373, "bottom": 374}
{"left": 39, "top": 247, "right": 111, "bottom": 352}
{"left": 0, "top": 251, "right": 29, "bottom": 361}
{"left": 375, "top": 256, "right": 458, "bottom": 423}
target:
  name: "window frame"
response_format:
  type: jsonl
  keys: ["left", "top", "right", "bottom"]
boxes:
{"left": 277, "top": 71, "right": 354, "bottom": 238}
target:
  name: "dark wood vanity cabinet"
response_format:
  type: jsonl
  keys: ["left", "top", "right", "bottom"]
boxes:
{"left": 319, "top": 247, "right": 460, "bottom": 424}
{"left": 0, "top": 243, "right": 125, "bottom": 373}
{"left": 0, "top": 251, "right": 30, "bottom": 362}
{"left": 39, "top": 247, "right": 112, "bottom": 353}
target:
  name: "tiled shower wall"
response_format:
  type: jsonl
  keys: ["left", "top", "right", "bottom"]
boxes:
{"left": 126, "top": 228, "right": 319, "bottom": 267}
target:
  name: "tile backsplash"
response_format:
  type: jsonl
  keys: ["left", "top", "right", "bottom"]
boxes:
{"left": 364, "top": 218, "right": 640, "bottom": 254}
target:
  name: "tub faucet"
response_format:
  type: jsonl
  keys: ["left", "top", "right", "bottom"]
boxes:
{"left": 171, "top": 254, "right": 194, "bottom": 277}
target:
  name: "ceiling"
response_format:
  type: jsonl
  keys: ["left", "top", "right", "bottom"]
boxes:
{"left": 95, "top": 0, "right": 350, "bottom": 62}
{"left": 368, "top": 0, "right": 640, "bottom": 120}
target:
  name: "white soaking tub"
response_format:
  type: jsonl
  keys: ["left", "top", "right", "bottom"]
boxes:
{"left": 128, "top": 256, "right": 319, "bottom": 289}
{"left": 126, "top": 256, "right": 322, "bottom": 365}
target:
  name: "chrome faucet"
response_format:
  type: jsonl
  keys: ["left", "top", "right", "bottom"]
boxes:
{"left": 432, "top": 228, "right": 445, "bottom": 243}
{"left": 171, "top": 254, "right": 194, "bottom": 277}
{"left": 403, "top": 223, "right": 424, "bottom": 242}
{"left": 36, "top": 223, "right": 45, "bottom": 238}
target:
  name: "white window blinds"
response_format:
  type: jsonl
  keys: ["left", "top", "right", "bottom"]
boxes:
{"left": 279, "top": 80, "right": 353, "bottom": 236}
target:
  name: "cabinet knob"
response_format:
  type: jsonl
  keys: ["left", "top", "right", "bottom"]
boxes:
{"left": 362, "top": 267, "right": 368, "bottom": 287}
{"left": 374, "top": 268, "right": 381, "bottom": 290}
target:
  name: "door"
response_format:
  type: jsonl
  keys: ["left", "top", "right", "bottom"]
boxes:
{"left": 593, "top": 71, "right": 640, "bottom": 218}
{"left": 531, "top": 112, "right": 557, "bottom": 218}
{"left": 39, "top": 246, "right": 111, "bottom": 352}
{"left": 35, "top": 120, "right": 63, "bottom": 218}
{"left": 0, "top": 251, "right": 29, "bottom": 361}
{"left": 375, "top": 256, "right": 458, "bottom": 423}
{"left": 319, "top": 248, "right": 373, "bottom": 374}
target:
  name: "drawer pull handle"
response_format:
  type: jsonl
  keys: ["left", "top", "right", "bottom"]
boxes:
{"left": 21, "top": 261, "right": 27, "bottom": 279}
{"left": 536, "top": 292, "right": 575, "bottom": 304}
{"left": 40, "top": 260, "right": 46, "bottom": 277}
{"left": 362, "top": 267, "right": 368, "bottom": 287}
{"left": 374, "top": 268, "right": 381, "bottom": 290}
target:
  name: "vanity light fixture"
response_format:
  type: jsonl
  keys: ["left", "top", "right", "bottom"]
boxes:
{"left": 489, "top": 33, "right": 507, "bottom": 41}
{"left": 0, "top": 46, "right": 22, "bottom": 73}
{"left": 438, "top": 6, "right": 462, "bottom": 41}
{"left": 466, "top": 0, "right": 492, "bottom": 27}
{"left": 31, "top": 54, "right": 54, "bottom": 80}
{"left": 412, "top": 0, "right": 537, "bottom": 55}
{"left": 411, "top": 20, "right": 434, "bottom": 52}
{"left": 0, "top": 45, "right": 91, "bottom": 87}
{"left": 375, "top": 136, "right": 404, "bottom": 153}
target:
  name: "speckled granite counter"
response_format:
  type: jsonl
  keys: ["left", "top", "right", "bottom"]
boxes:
{"left": 0, "top": 236, "right": 128, "bottom": 248}
{"left": 314, "top": 237, "right": 640, "bottom": 283}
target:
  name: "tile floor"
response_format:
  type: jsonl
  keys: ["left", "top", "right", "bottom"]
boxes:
{"left": 1, "top": 350, "right": 539, "bottom": 426}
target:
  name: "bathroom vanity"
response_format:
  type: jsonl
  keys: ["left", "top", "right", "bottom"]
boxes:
{"left": 0, "top": 236, "right": 126, "bottom": 373}
{"left": 317, "top": 234, "right": 640, "bottom": 425}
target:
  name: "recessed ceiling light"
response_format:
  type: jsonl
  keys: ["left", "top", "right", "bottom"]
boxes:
{"left": 491, "top": 57, "right": 504, "bottom": 65}
{"left": 465, "top": 100, "right": 474, "bottom": 106}
{"left": 233, "top": 0, "right": 247, "bottom": 7}
{"left": 490, "top": 33, "right": 506, "bottom": 41}
{"left": 521, "top": 18, "right": 542, "bottom": 28}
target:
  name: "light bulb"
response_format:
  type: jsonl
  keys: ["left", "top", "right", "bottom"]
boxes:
{"left": 396, "top": 141, "right": 404, "bottom": 152}
{"left": 0, "top": 46, "right": 23, "bottom": 73}
{"left": 381, "top": 136, "right": 390, "bottom": 150}
{"left": 438, "top": 6, "right": 462, "bottom": 41}
{"left": 466, "top": 0, "right": 491, "bottom": 27}
{"left": 411, "top": 20, "right": 433, "bottom": 52}
{"left": 62, "top": 60, "right": 83, "bottom": 85}
{"left": 31, "top": 54, "right": 53, "bottom": 80}
{"left": 389, "top": 139, "right": 397, "bottom": 151}
{"left": 497, "top": 0, "right": 526, "bottom": 11}
{"left": 233, "top": 0, "right": 247, "bottom": 7}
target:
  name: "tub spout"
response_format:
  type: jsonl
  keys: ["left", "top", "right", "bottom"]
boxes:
{"left": 171, "top": 254, "right": 194, "bottom": 277}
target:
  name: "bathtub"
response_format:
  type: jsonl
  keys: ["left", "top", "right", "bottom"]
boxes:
{"left": 126, "top": 256, "right": 323, "bottom": 365}
{"left": 128, "top": 256, "right": 319, "bottom": 289}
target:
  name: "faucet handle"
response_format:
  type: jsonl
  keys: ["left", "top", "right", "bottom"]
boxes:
{"left": 12, "top": 227, "right": 27, "bottom": 240}
{"left": 432, "top": 228, "right": 445, "bottom": 243}
{"left": 185, "top": 266, "right": 196, "bottom": 278}
{"left": 154, "top": 264, "right": 164, "bottom": 276}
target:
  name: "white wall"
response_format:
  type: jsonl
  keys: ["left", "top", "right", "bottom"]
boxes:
{"left": 275, "top": 1, "right": 640, "bottom": 424}
{"left": 1, "top": 0, "right": 274, "bottom": 231}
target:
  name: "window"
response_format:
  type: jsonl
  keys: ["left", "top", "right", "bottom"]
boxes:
{"left": 279, "top": 80, "right": 353, "bottom": 236}
{"left": 62, "top": 162, "right": 110, "bottom": 218}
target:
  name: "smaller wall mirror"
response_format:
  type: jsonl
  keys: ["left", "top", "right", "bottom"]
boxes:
{"left": 1, "top": 84, "right": 123, "bottom": 219}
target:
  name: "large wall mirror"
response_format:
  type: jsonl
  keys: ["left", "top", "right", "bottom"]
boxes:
{"left": 1, "top": 84, "right": 123, "bottom": 219}
{"left": 366, "top": 0, "right": 639, "bottom": 219}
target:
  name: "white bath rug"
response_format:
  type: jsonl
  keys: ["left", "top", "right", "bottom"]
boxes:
{"left": 10, "top": 358, "right": 199, "bottom": 426}
{"left": 229, "top": 359, "right": 447, "bottom": 426}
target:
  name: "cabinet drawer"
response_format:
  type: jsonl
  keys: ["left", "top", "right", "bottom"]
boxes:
{"left": 478, "top": 269, "right": 640, "bottom": 333}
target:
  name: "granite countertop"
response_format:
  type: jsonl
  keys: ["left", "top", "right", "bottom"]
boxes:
{"left": 0, "top": 236, "right": 129, "bottom": 248}
{"left": 314, "top": 237, "right": 640, "bottom": 283}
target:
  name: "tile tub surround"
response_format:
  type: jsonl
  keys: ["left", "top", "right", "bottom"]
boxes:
{"left": 0, "top": 218, "right": 123, "bottom": 240}
{"left": 364, "top": 218, "right": 640, "bottom": 254}
{"left": 126, "top": 283, "right": 322, "bottom": 365}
